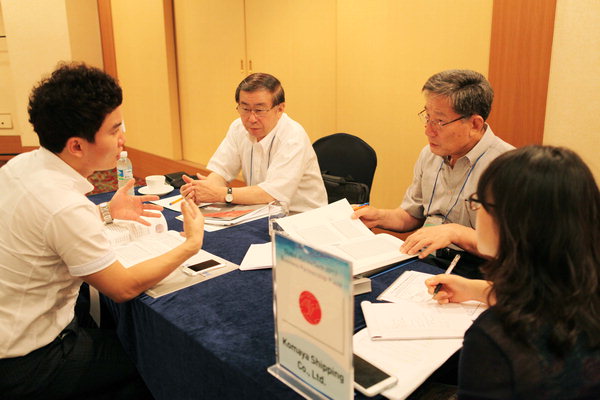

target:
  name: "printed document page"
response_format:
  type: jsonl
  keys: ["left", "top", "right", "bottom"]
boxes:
{"left": 377, "top": 270, "right": 487, "bottom": 318}
{"left": 362, "top": 270, "right": 487, "bottom": 340}
{"left": 102, "top": 212, "right": 237, "bottom": 297}
{"left": 361, "top": 300, "right": 475, "bottom": 340}
{"left": 275, "top": 199, "right": 415, "bottom": 275}
{"left": 353, "top": 328, "right": 462, "bottom": 400}
{"left": 104, "top": 213, "right": 168, "bottom": 247}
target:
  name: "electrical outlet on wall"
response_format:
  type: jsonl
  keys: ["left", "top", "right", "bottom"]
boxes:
{"left": 0, "top": 114, "right": 13, "bottom": 129}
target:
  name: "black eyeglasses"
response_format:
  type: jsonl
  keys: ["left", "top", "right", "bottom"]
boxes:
{"left": 418, "top": 109, "right": 466, "bottom": 130}
{"left": 465, "top": 193, "right": 495, "bottom": 211}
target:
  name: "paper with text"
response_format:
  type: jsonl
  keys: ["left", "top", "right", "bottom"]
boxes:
{"left": 102, "top": 212, "right": 236, "bottom": 297}
{"left": 361, "top": 300, "right": 477, "bottom": 340}
{"left": 377, "top": 270, "right": 487, "bottom": 319}
{"left": 353, "top": 328, "right": 462, "bottom": 400}
{"left": 275, "top": 199, "right": 416, "bottom": 275}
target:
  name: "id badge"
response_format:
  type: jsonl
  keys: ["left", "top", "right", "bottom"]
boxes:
{"left": 423, "top": 215, "right": 444, "bottom": 257}
{"left": 424, "top": 215, "right": 444, "bottom": 227}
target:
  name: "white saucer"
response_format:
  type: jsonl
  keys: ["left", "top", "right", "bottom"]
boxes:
{"left": 138, "top": 184, "right": 174, "bottom": 196}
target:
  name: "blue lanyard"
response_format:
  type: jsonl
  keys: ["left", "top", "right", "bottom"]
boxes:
{"left": 426, "top": 151, "right": 486, "bottom": 222}
{"left": 249, "top": 134, "right": 276, "bottom": 186}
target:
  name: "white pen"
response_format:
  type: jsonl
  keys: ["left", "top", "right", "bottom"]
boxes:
{"left": 433, "top": 254, "right": 461, "bottom": 295}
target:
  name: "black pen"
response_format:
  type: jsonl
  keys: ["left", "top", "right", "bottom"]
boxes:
{"left": 433, "top": 254, "right": 461, "bottom": 295}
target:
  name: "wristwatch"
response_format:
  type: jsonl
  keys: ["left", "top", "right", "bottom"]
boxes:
{"left": 99, "top": 202, "right": 113, "bottom": 225}
{"left": 225, "top": 187, "right": 233, "bottom": 204}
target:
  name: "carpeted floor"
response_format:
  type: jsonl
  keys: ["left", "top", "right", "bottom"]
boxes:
{"left": 87, "top": 168, "right": 145, "bottom": 195}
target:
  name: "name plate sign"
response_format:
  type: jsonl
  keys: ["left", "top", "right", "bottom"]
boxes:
{"left": 268, "top": 233, "right": 353, "bottom": 400}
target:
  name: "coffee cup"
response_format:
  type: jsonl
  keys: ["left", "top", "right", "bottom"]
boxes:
{"left": 145, "top": 175, "right": 166, "bottom": 191}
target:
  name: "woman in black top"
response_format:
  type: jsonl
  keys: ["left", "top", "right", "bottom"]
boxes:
{"left": 426, "top": 145, "right": 600, "bottom": 399}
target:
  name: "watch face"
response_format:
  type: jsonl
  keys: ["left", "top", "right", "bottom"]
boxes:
{"left": 225, "top": 193, "right": 233, "bottom": 203}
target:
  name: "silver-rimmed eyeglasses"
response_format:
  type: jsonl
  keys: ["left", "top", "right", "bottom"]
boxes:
{"left": 418, "top": 109, "right": 466, "bottom": 130}
{"left": 236, "top": 104, "right": 277, "bottom": 117}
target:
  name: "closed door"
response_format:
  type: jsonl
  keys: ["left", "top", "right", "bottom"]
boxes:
{"left": 175, "top": 0, "right": 336, "bottom": 167}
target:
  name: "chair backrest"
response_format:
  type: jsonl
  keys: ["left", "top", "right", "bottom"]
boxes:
{"left": 313, "top": 133, "right": 377, "bottom": 203}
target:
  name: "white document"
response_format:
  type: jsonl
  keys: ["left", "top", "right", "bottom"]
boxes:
{"left": 377, "top": 270, "right": 487, "bottom": 318}
{"left": 275, "top": 199, "right": 416, "bottom": 275}
{"left": 175, "top": 205, "right": 268, "bottom": 230}
{"left": 378, "top": 270, "right": 443, "bottom": 303}
{"left": 362, "top": 271, "right": 486, "bottom": 340}
{"left": 361, "top": 300, "right": 477, "bottom": 340}
{"left": 104, "top": 213, "right": 169, "bottom": 248}
{"left": 240, "top": 242, "right": 273, "bottom": 270}
{"left": 353, "top": 328, "right": 462, "bottom": 400}
{"left": 103, "top": 212, "right": 237, "bottom": 297}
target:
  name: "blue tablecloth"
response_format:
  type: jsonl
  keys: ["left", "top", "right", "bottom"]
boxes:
{"left": 89, "top": 190, "right": 445, "bottom": 399}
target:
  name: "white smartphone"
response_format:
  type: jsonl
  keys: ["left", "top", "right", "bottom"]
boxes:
{"left": 181, "top": 259, "right": 225, "bottom": 276}
{"left": 353, "top": 354, "right": 398, "bottom": 397}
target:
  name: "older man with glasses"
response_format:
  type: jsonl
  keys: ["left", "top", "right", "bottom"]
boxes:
{"left": 181, "top": 72, "right": 327, "bottom": 213}
{"left": 354, "top": 69, "right": 514, "bottom": 277}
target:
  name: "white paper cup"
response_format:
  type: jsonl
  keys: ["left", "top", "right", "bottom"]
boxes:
{"left": 145, "top": 175, "right": 166, "bottom": 191}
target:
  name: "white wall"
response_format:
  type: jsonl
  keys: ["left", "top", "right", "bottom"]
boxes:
{"left": 0, "top": 4, "right": 18, "bottom": 136}
{"left": 0, "top": 0, "right": 102, "bottom": 146}
{"left": 544, "top": 0, "right": 600, "bottom": 182}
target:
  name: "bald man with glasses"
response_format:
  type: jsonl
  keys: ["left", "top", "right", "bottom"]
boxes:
{"left": 181, "top": 73, "right": 327, "bottom": 213}
{"left": 354, "top": 69, "right": 514, "bottom": 276}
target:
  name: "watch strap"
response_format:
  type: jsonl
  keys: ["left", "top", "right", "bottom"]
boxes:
{"left": 99, "top": 202, "right": 113, "bottom": 224}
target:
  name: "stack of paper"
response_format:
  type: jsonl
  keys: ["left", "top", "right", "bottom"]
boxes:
{"left": 362, "top": 270, "right": 486, "bottom": 340}
{"left": 353, "top": 329, "right": 462, "bottom": 400}
{"left": 103, "top": 212, "right": 237, "bottom": 297}
{"left": 354, "top": 270, "right": 487, "bottom": 399}
{"left": 240, "top": 242, "right": 273, "bottom": 270}
{"left": 275, "top": 199, "right": 416, "bottom": 276}
{"left": 199, "top": 203, "right": 269, "bottom": 226}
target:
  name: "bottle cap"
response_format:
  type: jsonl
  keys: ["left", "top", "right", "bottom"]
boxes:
{"left": 120, "top": 151, "right": 128, "bottom": 158}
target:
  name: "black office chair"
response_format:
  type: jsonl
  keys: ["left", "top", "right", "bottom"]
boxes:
{"left": 312, "top": 133, "right": 377, "bottom": 204}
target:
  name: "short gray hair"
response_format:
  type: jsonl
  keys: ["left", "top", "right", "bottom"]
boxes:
{"left": 422, "top": 70, "right": 493, "bottom": 120}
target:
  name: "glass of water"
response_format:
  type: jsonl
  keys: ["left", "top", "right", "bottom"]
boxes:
{"left": 268, "top": 200, "right": 289, "bottom": 238}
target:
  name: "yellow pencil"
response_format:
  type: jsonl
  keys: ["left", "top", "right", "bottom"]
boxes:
{"left": 352, "top": 203, "right": 369, "bottom": 211}
{"left": 169, "top": 196, "right": 184, "bottom": 205}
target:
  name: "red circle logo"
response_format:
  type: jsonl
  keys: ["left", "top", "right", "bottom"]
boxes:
{"left": 299, "top": 291, "right": 322, "bottom": 325}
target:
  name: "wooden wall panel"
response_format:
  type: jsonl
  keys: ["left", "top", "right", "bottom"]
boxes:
{"left": 487, "top": 0, "right": 557, "bottom": 147}
{"left": 0, "top": 136, "right": 37, "bottom": 161}
{"left": 124, "top": 146, "right": 246, "bottom": 187}
{"left": 96, "top": 0, "right": 117, "bottom": 77}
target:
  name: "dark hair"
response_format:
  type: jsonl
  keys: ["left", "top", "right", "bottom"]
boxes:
{"left": 477, "top": 145, "right": 600, "bottom": 353}
{"left": 28, "top": 62, "right": 123, "bottom": 153}
{"left": 234, "top": 73, "right": 285, "bottom": 106}
{"left": 422, "top": 69, "right": 493, "bottom": 120}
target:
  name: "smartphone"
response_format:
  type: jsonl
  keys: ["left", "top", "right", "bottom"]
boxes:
{"left": 353, "top": 354, "right": 398, "bottom": 397}
{"left": 181, "top": 259, "right": 224, "bottom": 276}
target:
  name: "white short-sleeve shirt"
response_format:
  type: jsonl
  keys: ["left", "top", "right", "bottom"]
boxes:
{"left": 0, "top": 148, "right": 116, "bottom": 357}
{"left": 207, "top": 113, "right": 327, "bottom": 212}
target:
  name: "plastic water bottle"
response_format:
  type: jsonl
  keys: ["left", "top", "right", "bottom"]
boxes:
{"left": 117, "top": 151, "right": 134, "bottom": 195}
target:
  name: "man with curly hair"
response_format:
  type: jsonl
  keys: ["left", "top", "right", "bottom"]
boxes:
{"left": 0, "top": 62, "right": 204, "bottom": 399}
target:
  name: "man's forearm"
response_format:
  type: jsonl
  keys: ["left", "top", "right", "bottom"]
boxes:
{"left": 228, "top": 185, "right": 275, "bottom": 205}
{"left": 377, "top": 208, "right": 424, "bottom": 232}
{"left": 448, "top": 224, "right": 485, "bottom": 256}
